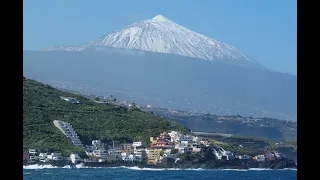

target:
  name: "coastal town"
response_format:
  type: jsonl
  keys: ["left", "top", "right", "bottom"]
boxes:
{"left": 24, "top": 119, "right": 286, "bottom": 166}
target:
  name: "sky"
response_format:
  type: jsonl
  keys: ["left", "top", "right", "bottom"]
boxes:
{"left": 23, "top": 0, "right": 297, "bottom": 75}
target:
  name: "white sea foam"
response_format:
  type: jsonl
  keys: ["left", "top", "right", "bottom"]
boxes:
{"left": 23, "top": 164, "right": 60, "bottom": 169}
{"left": 248, "top": 168, "right": 273, "bottom": 171}
{"left": 121, "top": 166, "right": 204, "bottom": 171}
{"left": 219, "top": 169, "right": 249, "bottom": 171}
{"left": 282, "top": 168, "right": 297, "bottom": 171}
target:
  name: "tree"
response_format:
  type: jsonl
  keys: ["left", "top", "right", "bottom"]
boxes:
{"left": 95, "top": 97, "right": 100, "bottom": 101}
{"left": 171, "top": 148, "right": 179, "bottom": 154}
{"left": 202, "top": 147, "right": 214, "bottom": 161}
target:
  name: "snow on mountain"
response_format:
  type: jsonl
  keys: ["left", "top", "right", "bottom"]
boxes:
{"left": 45, "top": 14, "right": 266, "bottom": 69}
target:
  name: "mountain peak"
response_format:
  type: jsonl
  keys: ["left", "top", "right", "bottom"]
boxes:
{"left": 44, "top": 14, "right": 267, "bottom": 70}
{"left": 152, "top": 14, "right": 170, "bottom": 22}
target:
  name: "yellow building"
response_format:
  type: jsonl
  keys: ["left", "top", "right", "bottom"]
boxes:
{"left": 147, "top": 149, "right": 163, "bottom": 164}
{"left": 150, "top": 137, "right": 157, "bottom": 143}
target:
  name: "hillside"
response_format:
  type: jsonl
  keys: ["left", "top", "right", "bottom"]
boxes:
{"left": 23, "top": 49, "right": 296, "bottom": 121}
{"left": 23, "top": 78, "right": 189, "bottom": 155}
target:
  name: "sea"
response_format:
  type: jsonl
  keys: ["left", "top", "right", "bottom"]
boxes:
{"left": 23, "top": 164, "right": 297, "bottom": 180}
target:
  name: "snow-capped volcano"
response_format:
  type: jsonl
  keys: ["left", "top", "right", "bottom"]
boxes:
{"left": 45, "top": 14, "right": 266, "bottom": 69}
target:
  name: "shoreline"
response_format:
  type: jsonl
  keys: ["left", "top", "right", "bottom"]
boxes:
{"left": 23, "top": 164, "right": 297, "bottom": 171}
{"left": 23, "top": 159, "right": 297, "bottom": 170}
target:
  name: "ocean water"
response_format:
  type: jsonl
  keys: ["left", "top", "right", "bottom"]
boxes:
{"left": 23, "top": 164, "right": 297, "bottom": 180}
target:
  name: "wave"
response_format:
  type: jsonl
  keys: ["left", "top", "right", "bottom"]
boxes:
{"left": 23, "top": 164, "right": 75, "bottom": 169}
{"left": 23, "top": 164, "right": 60, "bottom": 169}
{"left": 219, "top": 169, "right": 249, "bottom": 171}
{"left": 248, "top": 168, "right": 297, "bottom": 171}
{"left": 120, "top": 166, "right": 204, "bottom": 171}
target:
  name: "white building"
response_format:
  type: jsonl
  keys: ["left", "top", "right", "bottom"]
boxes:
{"left": 179, "top": 136, "right": 194, "bottom": 143}
{"left": 122, "top": 154, "right": 142, "bottom": 162}
{"left": 29, "top": 156, "right": 38, "bottom": 161}
{"left": 163, "top": 153, "right": 178, "bottom": 159}
{"left": 29, "top": 149, "right": 37, "bottom": 156}
{"left": 236, "top": 155, "right": 251, "bottom": 160}
{"left": 108, "top": 149, "right": 122, "bottom": 160}
{"left": 70, "top": 153, "right": 82, "bottom": 163}
{"left": 255, "top": 155, "right": 266, "bottom": 162}
{"left": 60, "top": 96, "right": 80, "bottom": 104}
{"left": 132, "top": 141, "right": 142, "bottom": 148}
{"left": 175, "top": 145, "right": 188, "bottom": 154}
{"left": 134, "top": 148, "right": 147, "bottom": 159}
{"left": 180, "top": 141, "right": 189, "bottom": 147}
{"left": 93, "top": 149, "right": 109, "bottom": 159}
{"left": 92, "top": 140, "right": 101, "bottom": 147}
{"left": 212, "top": 148, "right": 223, "bottom": 160}
{"left": 217, "top": 146, "right": 234, "bottom": 160}
{"left": 39, "top": 153, "right": 47, "bottom": 158}
{"left": 193, "top": 136, "right": 202, "bottom": 142}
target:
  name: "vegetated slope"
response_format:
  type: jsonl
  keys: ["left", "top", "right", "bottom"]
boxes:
{"left": 23, "top": 78, "right": 189, "bottom": 155}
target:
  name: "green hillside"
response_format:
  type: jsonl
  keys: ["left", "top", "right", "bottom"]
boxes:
{"left": 23, "top": 78, "right": 189, "bottom": 156}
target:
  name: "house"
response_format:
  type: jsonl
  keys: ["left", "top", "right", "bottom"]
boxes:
{"left": 214, "top": 146, "right": 234, "bottom": 160}
{"left": 175, "top": 145, "right": 189, "bottom": 154}
{"left": 150, "top": 141, "right": 174, "bottom": 149}
{"left": 92, "top": 140, "right": 102, "bottom": 147}
{"left": 132, "top": 141, "right": 142, "bottom": 148}
{"left": 212, "top": 148, "right": 223, "bottom": 160}
{"left": 60, "top": 96, "right": 80, "bottom": 104}
{"left": 192, "top": 147, "right": 202, "bottom": 153}
{"left": 39, "top": 153, "right": 47, "bottom": 158}
{"left": 107, "top": 149, "right": 122, "bottom": 160}
{"left": 179, "top": 135, "right": 194, "bottom": 143}
{"left": 150, "top": 137, "right": 158, "bottom": 143}
{"left": 266, "top": 152, "right": 275, "bottom": 160}
{"left": 39, "top": 157, "right": 50, "bottom": 163}
{"left": 93, "top": 149, "right": 109, "bottom": 159}
{"left": 199, "top": 140, "right": 209, "bottom": 146}
{"left": 163, "top": 153, "right": 178, "bottom": 159}
{"left": 274, "top": 151, "right": 284, "bottom": 159}
{"left": 147, "top": 149, "right": 162, "bottom": 164}
{"left": 70, "top": 153, "right": 82, "bottom": 163}
{"left": 122, "top": 143, "right": 134, "bottom": 154}
{"left": 158, "top": 131, "right": 171, "bottom": 141}
{"left": 50, "top": 153, "right": 62, "bottom": 161}
{"left": 122, "top": 154, "right": 142, "bottom": 162}
{"left": 29, "top": 156, "right": 38, "bottom": 161}
{"left": 29, "top": 149, "right": 37, "bottom": 156}
{"left": 236, "top": 155, "right": 251, "bottom": 160}
{"left": 180, "top": 141, "right": 189, "bottom": 147}
{"left": 254, "top": 155, "right": 266, "bottom": 162}
{"left": 193, "top": 136, "right": 202, "bottom": 142}
{"left": 134, "top": 148, "right": 147, "bottom": 159}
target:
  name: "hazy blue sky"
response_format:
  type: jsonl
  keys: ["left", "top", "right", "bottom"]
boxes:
{"left": 24, "top": 0, "right": 296, "bottom": 75}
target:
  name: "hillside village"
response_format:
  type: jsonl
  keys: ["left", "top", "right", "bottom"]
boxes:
{"left": 25, "top": 119, "right": 286, "bottom": 165}
{"left": 23, "top": 80, "right": 296, "bottom": 168}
